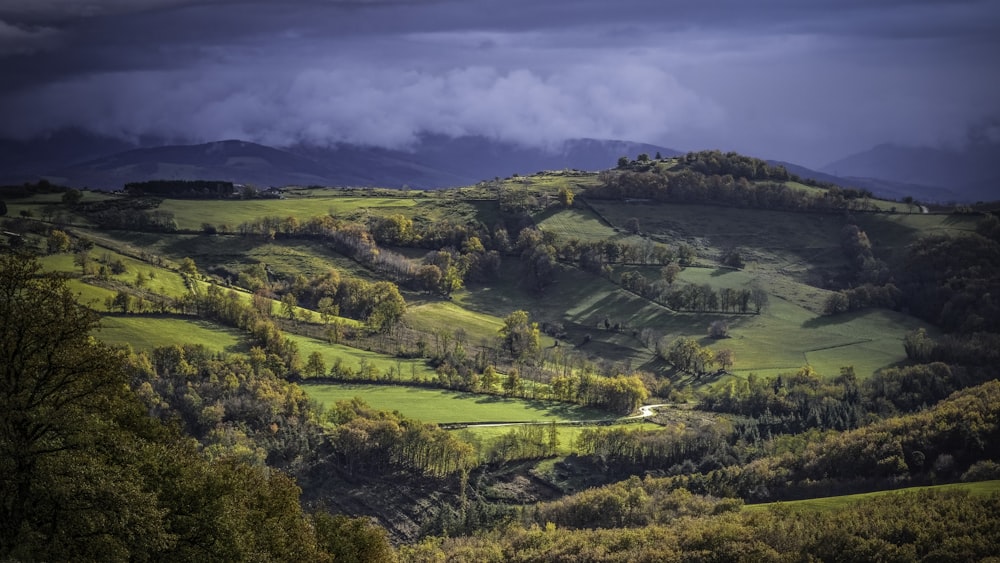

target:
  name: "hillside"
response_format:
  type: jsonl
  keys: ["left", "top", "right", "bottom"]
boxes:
{"left": 2, "top": 149, "right": 998, "bottom": 558}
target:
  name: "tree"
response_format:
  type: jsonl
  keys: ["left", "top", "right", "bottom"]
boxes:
{"left": 367, "top": 281, "right": 406, "bottom": 333}
{"left": 751, "top": 286, "right": 769, "bottom": 313}
{"left": 318, "top": 296, "right": 339, "bottom": 323}
{"left": 46, "top": 229, "right": 71, "bottom": 254}
{"left": 281, "top": 292, "right": 298, "bottom": 321}
{"left": 314, "top": 513, "right": 397, "bottom": 563}
{"left": 661, "top": 262, "right": 682, "bottom": 284}
{"left": 558, "top": 186, "right": 575, "bottom": 207}
{"left": 499, "top": 310, "right": 541, "bottom": 361}
{"left": 708, "top": 320, "right": 729, "bottom": 339}
{"left": 716, "top": 349, "right": 735, "bottom": 371}
{"left": 73, "top": 249, "right": 90, "bottom": 275}
{"left": 481, "top": 365, "right": 498, "bottom": 393}
{"left": 0, "top": 254, "right": 156, "bottom": 557}
{"left": 179, "top": 257, "right": 198, "bottom": 278}
{"left": 415, "top": 264, "right": 443, "bottom": 293}
{"left": 503, "top": 368, "right": 524, "bottom": 397}
{"left": 624, "top": 217, "right": 641, "bottom": 235}
{"left": 617, "top": 156, "right": 630, "bottom": 169}
{"left": 61, "top": 189, "right": 83, "bottom": 206}
{"left": 304, "top": 351, "right": 327, "bottom": 378}
{"left": 0, "top": 200, "right": 6, "bottom": 216}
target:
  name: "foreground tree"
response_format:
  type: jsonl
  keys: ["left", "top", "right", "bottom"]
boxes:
{"left": 0, "top": 253, "right": 158, "bottom": 557}
{"left": 0, "top": 253, "right": 359, "bottom": 561}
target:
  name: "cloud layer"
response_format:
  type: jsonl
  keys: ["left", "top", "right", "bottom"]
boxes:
{"left": 0, "top": 0, "right": 997, "bottom": 165}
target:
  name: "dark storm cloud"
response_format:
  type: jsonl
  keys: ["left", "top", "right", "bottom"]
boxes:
{"left": 0, "top": 0, "right": 997, "bottom": 165}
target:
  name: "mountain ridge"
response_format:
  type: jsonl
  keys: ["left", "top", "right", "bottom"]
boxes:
{"left": 0, "top": 131, "right": 681, "bottom": 190}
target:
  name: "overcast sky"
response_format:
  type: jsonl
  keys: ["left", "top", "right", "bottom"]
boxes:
{"left": 0, "top": 0, "right": 997, "bottom": 166}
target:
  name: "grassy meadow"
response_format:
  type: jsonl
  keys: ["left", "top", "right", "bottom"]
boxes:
{"left": 96, "top": 315, "right": 248, "bottom": 353}
{"left": 159, "top": 195, "right": 421, "bottom": 230}
{"left": 744, "top": 480, "right": 1000, "bottom": 513}
{"left": 285, "top": 333, "right": 436, "bottom": 380}
{"left": 303, "top": 383, "right": 613, "bottom": 424}
{"left": 454, "top": 421, "right": 662, "bottom": 456}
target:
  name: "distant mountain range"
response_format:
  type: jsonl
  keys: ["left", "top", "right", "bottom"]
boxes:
{"left": 1, "top": 129, "right": 995, "bottom": 203}
{"left": 0, "top": 130, "right": 679, "bottom": 191}
{"left": 820, "top": 142, "right": 1000, "bottom": 203}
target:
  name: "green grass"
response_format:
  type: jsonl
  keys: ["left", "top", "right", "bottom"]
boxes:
{"left": 405, "top": 300, "right": 507, "bottom": 345}
{"left": 536, "top": 208, "right": 619, "bottom": 242}
{"left": 285, "top": 334, "right": 435, "bottom": 380}
{"left": 96, "top": 316, "right": 248, "bottom": 353}
{"left": 66, "top": 279, "right": 119, "bottom": 307}
{"left": 159, "top": 196, "right": 420, "bottom": 230}
{"left": 303, "top": 383, "right": 612, "bottom": 424}
{"left": 744, "top": 480, "right": 1000, "bottom": 513}
{"left": 453, "top": 421, "right": 661, "bottom": 455}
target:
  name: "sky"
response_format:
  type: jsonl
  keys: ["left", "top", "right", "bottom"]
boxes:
{"left": 0, "top": 0, "right": 997, "bottom": 167}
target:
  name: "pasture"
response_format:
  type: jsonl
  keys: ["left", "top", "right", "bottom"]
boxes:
{"left": 536, "top": 207, "right": 619, "bottom": 242}
{"left": 744, "top": 480, "right": 1000, "bottom": 513}
{"left": 95, "top": 315, "right": 247, "bottom": 353}
{"left": 404, "top": 300, "right": 508, "bottom": 346}
{"left": 303, "top": 383, "right": 612, "bottom": 424}
{"left": 159, "top": 195, "right": 421, "bottom": 230}
{"left": 285, "top": 334, "right": 437, "bottom": 380}
{"left": 454, "top": 421, "right": 661, "bottom": 456}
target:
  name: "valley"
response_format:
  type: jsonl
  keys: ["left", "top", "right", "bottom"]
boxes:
{"left": 2, "top": 150, "right": 999, "bottom": 560}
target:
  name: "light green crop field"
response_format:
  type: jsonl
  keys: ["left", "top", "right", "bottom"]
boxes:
{"left": 502, "top": 171, "right": 602, "bottom": 192}
{"left": 159, "top": 196, "right": 420, "bottom": 230}
{"left": 285, "top": 333, "right": 436, "bottom": 380}
{"left": 453, "top": 421, "right": 661, "bottom": 456}
{"left": 95, "top": 316, "right": 248, "bottom": 353}
{"left": 37, "top": 253, "right": 77, "bottom": 273}
{"left": 90, "top": 231, "right": 381, "bottom": 283}
{"left": 744, "top": 480, "right": 1000, "bottom": 513}
{"left": 536, "top": 207, "right": 620, "bottom": 242}
{"left": 303, "top": 383, "right": 612, "bottom": 424}
{"left": 244, "top": 241, "right": 387, "bottom": 282}
{"left": 66, "top": 279, "right": 119, "bottom": 307}
{"left": 405, "top": 300, "right": 508, "bottom": 345}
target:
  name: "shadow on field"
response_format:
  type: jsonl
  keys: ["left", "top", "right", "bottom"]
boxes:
{"left": 800, "top": 310, "right": 864, "bottom": 329}
{"left": 469, "top": 395, "right": 599, "bottom": 418}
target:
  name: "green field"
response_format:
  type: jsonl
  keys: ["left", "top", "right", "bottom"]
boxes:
{"left": 745, "top": 480, "right": 1000, "bottom": 513}
{"left": 285, "top": 334, "right": 436, "bottom": 380}
{"left": 536, "top": 207, "right": 619, "bottom": 242}
{"left": 405, "top": 300, "right": 509, "bottom": 345}
{"left": 96, "top": 315, "right": 247, "bottom": 353}
{"left": 159, "top": 195, "right": 421, "bottom": 230}
{"left": 303, "top": 383, "right": 612, "bottom": 424}
{"left": 453, "top": 421, "right": 661, "bottom": 455}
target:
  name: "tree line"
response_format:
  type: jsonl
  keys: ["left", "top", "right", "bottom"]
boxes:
{"left": 590, "top": 152, "right": 877, "bottom": 212}
{"left": 406, "top": 488, "right": 1000, "bottom": 562}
